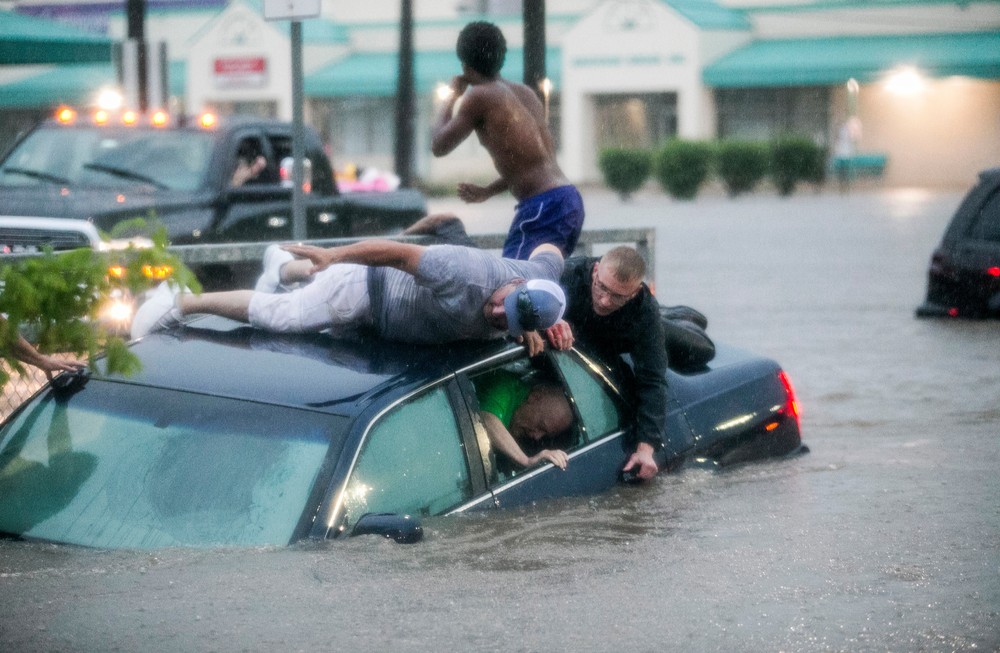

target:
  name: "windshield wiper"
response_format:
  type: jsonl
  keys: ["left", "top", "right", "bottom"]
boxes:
{"left": 2, "top": 166, "right": 71, "bottom": 186}
{"left": 83, "top": 163, "right": 169, "bottom": 190}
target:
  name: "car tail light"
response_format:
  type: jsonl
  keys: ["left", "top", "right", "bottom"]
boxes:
{"left": 988, "top": 267, "right": 1000, "bottom": 278}
{"left": 778, "top": 370, "right": 800, "bottom": 429}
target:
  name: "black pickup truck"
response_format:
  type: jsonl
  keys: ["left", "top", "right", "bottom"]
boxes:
{"left": 0, "top": 111, "right": 426, "bottom": 287}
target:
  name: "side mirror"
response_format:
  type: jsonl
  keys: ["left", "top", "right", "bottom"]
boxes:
{"left": 351, "top": 512, "right": 423, "bottom": 544}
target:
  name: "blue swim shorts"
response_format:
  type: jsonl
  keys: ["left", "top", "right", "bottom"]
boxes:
{"left": 503, "top": 185, "right": 585, "bottom": 260}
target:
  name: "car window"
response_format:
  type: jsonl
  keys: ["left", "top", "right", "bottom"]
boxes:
{"left": 343, "top": 385, "right": 472, "bottom": 520}
{"left": 0, "top": 382, "right": 343, "bottom": 549}
{"left": 552, "top": 351, "right": 625, "bottom": 443}
{"left": 966, "top": 189, "right": 1000, "bottom": 243}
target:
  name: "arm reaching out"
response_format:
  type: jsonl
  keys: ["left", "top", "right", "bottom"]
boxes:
{"left": 11, "top": 334, "right": 85, "bottom": 381}
{"left": 480, "top": 411, "right": 567, "bottom": 470}
{"left": 283, "top": 240, "right": 426, "bottom": 276}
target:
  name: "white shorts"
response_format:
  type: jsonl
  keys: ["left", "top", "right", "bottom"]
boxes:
{"left": 248, "top": 263, "right": 372, "bottom": 335}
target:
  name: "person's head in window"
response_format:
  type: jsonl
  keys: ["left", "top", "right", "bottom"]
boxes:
{"left": 231, "top": 141, "right": 267, "bottom": 187}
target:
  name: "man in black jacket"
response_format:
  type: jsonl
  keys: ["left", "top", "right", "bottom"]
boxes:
{"left": 544, "top": 246, "right": 667, "bottom": 480}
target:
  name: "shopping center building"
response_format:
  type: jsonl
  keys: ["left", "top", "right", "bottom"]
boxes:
{"left": 2, "top": 0, "right": 998, "bottom": 188}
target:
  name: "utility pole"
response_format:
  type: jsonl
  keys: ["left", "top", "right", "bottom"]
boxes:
{"left": 394, "top": 0, "right": 415, "bottom": 188}
{"left": 523, "top": 0, "right": 546, "bottom": 102}
{"left": 126, "top": 0, "right": 148, "bottom": 111}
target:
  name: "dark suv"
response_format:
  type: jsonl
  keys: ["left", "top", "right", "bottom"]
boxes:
{"left": 917, "top": 167, "right": 1000, "bottom": 319}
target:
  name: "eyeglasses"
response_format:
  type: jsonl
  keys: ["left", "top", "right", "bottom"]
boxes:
{"left": 592, "top": 269, "right": 638, "bottom": 306}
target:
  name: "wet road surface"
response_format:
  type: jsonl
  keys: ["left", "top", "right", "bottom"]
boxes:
{"left": 1, "top": 186, "right": 997, "bottom": 652}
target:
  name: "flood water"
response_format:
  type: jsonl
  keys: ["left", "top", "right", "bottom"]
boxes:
{"left": 2, "top": 186, "right": 998, "bottom": 652}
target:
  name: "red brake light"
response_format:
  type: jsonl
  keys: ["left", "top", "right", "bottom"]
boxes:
{"left": 778, "top": 370, "right": 800, "bottom": 428}
{"left": 987, "top": 267, "right": 1000, "bottom": 278}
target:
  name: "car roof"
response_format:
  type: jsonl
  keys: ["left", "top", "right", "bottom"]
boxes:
{"left": 119, "top": 315, "right": 513, "bottom": 418}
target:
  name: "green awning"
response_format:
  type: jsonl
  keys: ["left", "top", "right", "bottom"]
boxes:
{"left": 0, "top": 63, "right": 114, "bottom": 108}
{"left": 306, "top": 48, "right": 562, "bottom": 97}
{"left": 0, "top": 61, "right": 186, "bottom": 109}
{"left": 0, "top": 10, "right": 113, "bottom": 65}
{"left": 703, "top": 31, "right": 1000, "bottom": 88}
{"left": 665, "top": 0, "right": 750, "bottom": 30}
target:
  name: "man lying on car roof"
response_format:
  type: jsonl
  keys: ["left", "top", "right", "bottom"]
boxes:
{"left": 131, "top": 232, "right": 566, "bottom": 356}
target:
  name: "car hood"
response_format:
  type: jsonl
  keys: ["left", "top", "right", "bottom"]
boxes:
{"left": 0, "top": 185, "right": 213, "bottom": 237}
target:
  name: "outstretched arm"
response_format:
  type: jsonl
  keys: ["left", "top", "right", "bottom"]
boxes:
{"left": 282, "top": 240, "right": 426, "bottom": 276}
{"left": 480, "top": 411, "right": 568, "bottom": 470}
{"left": 10, "top": 334, "right": 85, "bottom": 380}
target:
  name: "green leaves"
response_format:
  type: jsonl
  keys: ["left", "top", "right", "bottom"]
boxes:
{"left": 1, "top": 220, "right": 199, "bottom": 385}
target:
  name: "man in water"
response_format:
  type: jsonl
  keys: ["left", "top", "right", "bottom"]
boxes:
{"left": 431, "top": 21, "right": 584, "bottom": 260}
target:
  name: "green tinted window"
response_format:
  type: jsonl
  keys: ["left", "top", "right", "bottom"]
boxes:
{"left": 343, "top": 385, "right": 471, "bottom": 520}
{"left": 0, "top": 383, "right": 341, "bottom": 549}
{"left": 554, "top": 352, "right": 624, "bottom": 443}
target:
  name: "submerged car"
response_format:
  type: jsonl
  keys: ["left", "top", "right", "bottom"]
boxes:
{"left": 916, "top": 167, "right": 1000, "bottom": 319}
{"left": 0, "top": 317, "right": 804, "bottom": 548}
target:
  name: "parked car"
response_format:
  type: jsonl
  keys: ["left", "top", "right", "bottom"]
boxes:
{"left": 0, "top": 109, "right": 426, "bottom": 289}
{"left": 0, "top": 316, "right": 804, "bottom": 549}
{"left": 916, "top": 167, "right": 1000, "bottom": 319}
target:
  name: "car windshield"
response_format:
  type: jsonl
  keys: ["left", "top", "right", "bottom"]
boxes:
{"left": 0, "top": 380, "right": 347, "bottom": 549}
{"left": 0, "top": 126, "right": 215, "bottom": 192}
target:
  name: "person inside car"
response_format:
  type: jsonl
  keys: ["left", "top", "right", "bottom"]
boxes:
{"left": 475, "top": 369, "right": 572, "bottom": 471}
{"left": 131, "top": 238, "right": 566, "bottom": 356}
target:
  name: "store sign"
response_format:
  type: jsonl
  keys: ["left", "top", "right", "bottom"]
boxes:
{"left": 263, "top": 0, "right": 321, "bottom": 20}
{"left": 214, "top": 57, "right": 268, "bottom": 89}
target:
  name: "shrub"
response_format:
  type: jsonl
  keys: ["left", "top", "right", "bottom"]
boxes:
{"left": 654, "top": 139, "right": 714, "bottom": 200}
{"left": 770, "top": 136, "right": 823, "bottom": 196}
{"left": 598, "top": 148, "right": 652, "bottom": 200}
{"left": 716, "top": 139, "right": 769, "bottom": 197}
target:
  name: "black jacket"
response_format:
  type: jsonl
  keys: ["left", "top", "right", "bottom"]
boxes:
{"left": 561, "top": 256, "right": 667, "bottom": 450}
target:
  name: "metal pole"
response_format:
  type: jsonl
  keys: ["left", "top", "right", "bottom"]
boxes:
{"left": 291, "top": 20, "right": 306, "bottom": 241}
{"left": 523, "top": 0, "right": 546, "bottom": 102}
{"left": 126, "top": 0, "right": 148, "bottom": 111}
{"left": 394, "top": 0, "right": 415, "bottom": 188}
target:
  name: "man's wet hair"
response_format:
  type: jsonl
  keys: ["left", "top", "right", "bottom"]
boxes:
{"left": 457, "top": 21, "right": 507, "bottom": 77}
{"left": 602, "top": 246, "right": 646, "bottom": 283}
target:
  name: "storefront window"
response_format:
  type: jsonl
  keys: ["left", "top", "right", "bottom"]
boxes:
{"left": 593, "top": 92, "right": 677, "bottom": 150}
{"left": 716, "top": 87, "right": 829, "bottom": 144}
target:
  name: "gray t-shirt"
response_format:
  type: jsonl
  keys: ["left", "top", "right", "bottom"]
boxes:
{"left": 368, "top": 245, "right": 563, "bottom": 344}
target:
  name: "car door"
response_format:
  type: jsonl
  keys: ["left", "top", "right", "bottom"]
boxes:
{"left": 334, "top": 378, "right": 489, "bottom": 531}
{"left": 455, "top": 349, "right": 635, "bottom": 512}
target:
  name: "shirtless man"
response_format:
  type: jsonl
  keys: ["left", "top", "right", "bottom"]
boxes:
{"left": 432, "top": 21, "right": 584, "bottom": 260}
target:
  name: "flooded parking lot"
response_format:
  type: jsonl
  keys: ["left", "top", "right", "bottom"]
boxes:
{"left": 1, "top": 186, "right": 997, "bottom": 652}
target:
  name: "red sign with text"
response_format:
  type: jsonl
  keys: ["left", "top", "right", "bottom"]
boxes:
{"left": 214, "top": 57, "right": 267, "bottom": 89}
